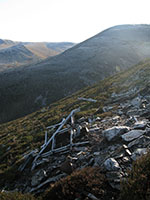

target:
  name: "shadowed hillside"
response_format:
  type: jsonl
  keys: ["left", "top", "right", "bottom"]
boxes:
{"left": 1, "top": 24, "right": 150, "bottom": 123}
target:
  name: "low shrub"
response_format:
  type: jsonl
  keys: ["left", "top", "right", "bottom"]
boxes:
{"left": 120, "top": 153, "right": 150, "bottom": 200}
{"left": 0, "top": 192, "right": 37, "bottom": 200}
{"left": 43, "top": 167, "right": 118, "bottom": 200}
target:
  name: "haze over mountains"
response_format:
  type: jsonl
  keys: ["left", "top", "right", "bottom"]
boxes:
{"left": 0, "top": 39, "right": 74, "bottom": 71}
{"left": 1, "top": 24, "right": 150, "bottom": 123}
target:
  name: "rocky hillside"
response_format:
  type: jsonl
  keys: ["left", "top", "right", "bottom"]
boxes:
{"left": 1, "top": 60, "right": 150, "bottom": 199}
{"left": 0, "top": 39, "right": 74, "bottom": 72}
{"left": 1, "top": 24, "right": 150, "bottom": 124}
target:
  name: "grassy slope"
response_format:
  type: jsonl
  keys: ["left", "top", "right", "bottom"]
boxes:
{"left": 0, "top": 60, "right": 150, "bottom": 186}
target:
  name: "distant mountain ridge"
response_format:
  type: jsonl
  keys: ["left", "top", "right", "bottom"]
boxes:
{"left": 0, "top": 39, "right": 74, "bottom": 71}
{"left": 1, "top": 24, "right": 150, "bottom": 123}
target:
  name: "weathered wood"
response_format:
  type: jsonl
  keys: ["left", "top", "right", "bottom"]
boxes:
{"left": 71, "top": 115, "right": 74, "bottom": 125}
{"left": 58, "top": 127, "right": 71, "bottom": 134}
{"left": 70, "top": 129, "right": 74, "bottom": 150}
{"left": 44, "top": 131, "right": 48, "bottom": 145}
{"left": 33, "top": 109, "right": 79, "bottom": 156}
{"left": 84, "top": 192, "right": 99, "bottom": 200}
{"left": 73, "top": 141, "right": 89, "bottom": 146}
{"left": 74, "top": 125, "right": 81, "bottom": 137}
{"left": 32, "top": 108, "right": 80, "bottom": 170}
{"left": 46, "top": 118, "right": 65, "bottom": 129}
{"left": 51, "top": 137, "right": 56, "bottom": 151}
{"left": 30, "top": 173, "right": 66, "bottom": 193}
{"left": 41, "top": 141, "right": 89, "bottom": 158}
{"left": 41, "top": 144, "right": 70, "bottom": 157}
{"left": 78, "top": 97, "right": 97, "bottom": 103}
{"left": 18, "top": 150, "right": 38, "bottom": 172}
{"left": 41, "top": 131, "right": 48, "bottom": 149}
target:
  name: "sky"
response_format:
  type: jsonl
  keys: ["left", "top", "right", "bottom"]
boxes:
{"left": 0, "top": 0, "right": 150, "bottom": 43}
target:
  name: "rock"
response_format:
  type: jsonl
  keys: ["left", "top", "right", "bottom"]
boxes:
{"left": 131, "top": 148, "right": 147, "bottom": 161}
{"left": 103, "top": 106, "right": 113, "bottom": 112}
{"left": 31, "top": 169, "right": 47, "bottom": 186}
{"left": 78, "top": 117, "right": 86, "bottom": 123}
{"left": 30, "top": 173, "right": 66, "bottom": 193}
{"left": 128, "top": 135, "right": 150, "bottom": 148}
{"left": 106, "top": 171, "right": 122, "bottom": 190}
{"left": 121, "top": 130, "right": 145, "bottom": 142}
{"left": 73, "top": 146, "right": 88, "bottom": 152}
{"left": 131, "top": 97, "right": 141, "bottom": 108}
{"left": 96, "top": 117, "right": 101, "bottom": 121}
{"left": 112, "top": 116, "right": 120, "bottom": 122}
{"left": 106, "top": 171, "right": 123, "bottom": 181}
{"left": 109, "top": 181, "right": 121, "bottom": 190}
{"left": 88, "top": 126, "right": 100, "bottom": 133}
{"left": 118, "top": 110, "right": 123, "bottom": 115}
{"left": 126, "top": 109, "right": 138, "bottom": 116}
{"left": 122, "top": 144, "right": 128, "bottom": 149}
{"left": 103, "top": 126, "right": 130, "bottom": 141}
{"left": 93, "top": 152, "right": 101, "bottom": 156}
{"left": 125, "top": 149, "right": 132, "bottom": 156}
{"left": 133, "top": 121, "right": 147, "bottom": 130}
{"left": 104, "top": 158, "right": 120, "bottom": 171}
{"left": 122, "top": 156, "right": 130, "bottom": 163}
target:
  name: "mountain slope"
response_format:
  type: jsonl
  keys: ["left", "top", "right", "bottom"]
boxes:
{"left": 1, "top": 24, "right": 150, "bottom": 123}
{"left": 1, "top": 59, "right": 150, "bottom": 188}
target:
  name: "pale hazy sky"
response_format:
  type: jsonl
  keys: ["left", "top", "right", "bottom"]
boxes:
{"left": 0, "top": 0, "right": 150, "bottom": 43}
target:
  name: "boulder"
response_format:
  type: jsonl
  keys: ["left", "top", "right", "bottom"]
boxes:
{"left": 103, "top": 126, "right": 129, "bottom": 141}
{"left": 104, "top": 158, "right": 120, "bottom": 171}
{"left": 121, "top": 130, "right": 145, "bottom": 142}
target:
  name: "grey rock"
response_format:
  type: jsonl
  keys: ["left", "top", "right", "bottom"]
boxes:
{"left": 125, "top": 149, "right": 132, "bottom": 156}
{"left": 88, "top": 126, "right": 100, "bottom": 133}
{"left": 103, "top": 106, "right": 113, "bottom": 112}
{"left": 131, "top": 97, "right": 141, "bottom": 108}
{"left": 126, "top": 109, "right": 138, "bottom": 116}
{"left": 122, "top": 156, "right": 130, "bottom": 163}
{"left": 128, "top": 135, "right": 150, "bottom": 148}
{"left": 131, "top": 148, "right": 147, "bottom": 161}
{"left": 104, "top": 158, "right": 120, "bottom": 171}
{"left": 96, "top": 117, "right": 101, "bottom": 121}
{"left": 93, "top": 152, "right": 101, "bottom": 156}
{"left": 121, "top": 130, "right": 145, "bottom": 142}
{"left": 133, "top": 121, "right": 147, "bottom": 129}
{"left": 106, "top": 171, "right": 123, "bottom": 181}
{"left": 31, "top": 169, "right": 47, "bottom": 186}
{"left": 109, "top": 182, "right": 121, "bottom": 190}
{"left": 103, "top": 126, "right": 130, "bottom": 141}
